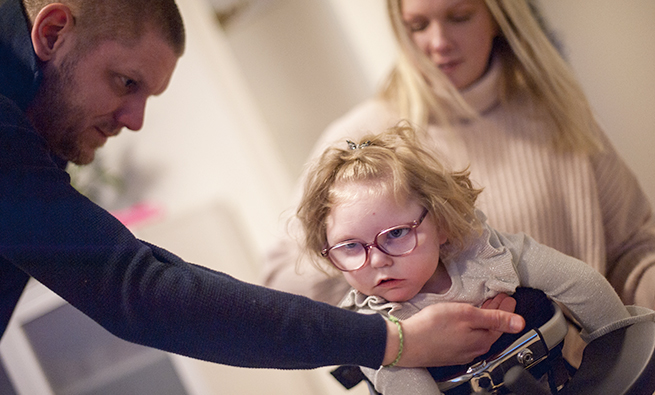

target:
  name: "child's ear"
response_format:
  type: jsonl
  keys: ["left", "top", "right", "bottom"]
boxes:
{"left": 31, "top": 4, "right": 76, "bottom": 61}
{"left": 437, "top": 231, "right": 448, "bottom": 246}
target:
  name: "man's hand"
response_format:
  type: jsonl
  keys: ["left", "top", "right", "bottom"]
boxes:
{"left": 383, "top": 296, "right": 524, "bottom": 368}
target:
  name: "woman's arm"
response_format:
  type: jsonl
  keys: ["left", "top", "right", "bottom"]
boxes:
{"left": 591, "top": 131, "right": 655, "bottom": 308}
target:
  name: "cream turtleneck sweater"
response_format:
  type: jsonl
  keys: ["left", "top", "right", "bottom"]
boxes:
{"left": 262, "top": 60, "right": 655, "bottom": 310}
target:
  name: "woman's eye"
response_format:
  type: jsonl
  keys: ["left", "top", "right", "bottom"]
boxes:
{"left": 449, "top": 10, "right": 474, "bottom": 23}
{"left": 405, "top": 19, "right": 429, "bottom": 32}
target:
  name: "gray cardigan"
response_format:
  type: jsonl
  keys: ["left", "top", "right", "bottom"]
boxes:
{"left": 340, "top": 211, "right": 654, "bottom": 394}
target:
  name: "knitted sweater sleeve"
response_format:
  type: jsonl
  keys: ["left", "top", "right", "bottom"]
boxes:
{"left": 494, "top": 230, "right": 653, "bottom": 342}
{"left": 591, "top": 131, "right": 655, "bottom": 308}
{"left": 0, "top": 98, "right": 387, "bottom": 370}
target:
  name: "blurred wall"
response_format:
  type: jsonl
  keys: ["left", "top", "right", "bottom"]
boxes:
{"left": 220, "top": 0, "right": 375, "bottom": 179}
{"left": 222, "top": 0, "right": 655, "bottom": 204}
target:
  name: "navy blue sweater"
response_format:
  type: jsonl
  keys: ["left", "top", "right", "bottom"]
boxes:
{"left": 0, "top": 0, "right": 386, "bottom": 369}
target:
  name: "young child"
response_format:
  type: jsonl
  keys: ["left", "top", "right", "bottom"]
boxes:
{"left": 296, "top": 123, "right": 654, "bottom": 394}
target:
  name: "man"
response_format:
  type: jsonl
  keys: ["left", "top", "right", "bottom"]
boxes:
{"left": 0, "top": 0, "right": 523, "bottom": 371}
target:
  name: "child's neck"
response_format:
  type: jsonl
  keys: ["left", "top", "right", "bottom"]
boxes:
{"left": 420, "top": 263, "right": 452, "bottom": 295}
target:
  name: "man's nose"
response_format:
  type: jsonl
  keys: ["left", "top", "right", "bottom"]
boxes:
{"left": 116, "top": 98, "right": 147, "bottom": 131}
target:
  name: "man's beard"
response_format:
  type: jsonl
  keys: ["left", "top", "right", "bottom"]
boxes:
{"left": 27, "top": 58, "right": 90, "bottom": 165}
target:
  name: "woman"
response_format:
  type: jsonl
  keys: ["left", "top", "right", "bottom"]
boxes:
{"left": 263, "top": 0, "right": 655, "bottom": 358}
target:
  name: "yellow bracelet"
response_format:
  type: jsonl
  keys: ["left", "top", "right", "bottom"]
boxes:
{"left": 384, "top": 315, "right": 403, "bottom": 368}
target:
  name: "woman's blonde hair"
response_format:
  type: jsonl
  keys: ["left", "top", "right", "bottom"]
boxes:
{"left": 297, "top": 123, "right": 483, "bottom": 270}
{"left": 383, "top": 0, "right": 601, "bottom": 153}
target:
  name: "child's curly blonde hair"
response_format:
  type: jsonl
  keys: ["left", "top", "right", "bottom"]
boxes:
{"left": 297, "top": 122, "right": 484, "bottom": 271}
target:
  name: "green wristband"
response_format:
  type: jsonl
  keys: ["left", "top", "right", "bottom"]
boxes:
{"left": 384, "top": 315, "right": 403, "bottom": 368}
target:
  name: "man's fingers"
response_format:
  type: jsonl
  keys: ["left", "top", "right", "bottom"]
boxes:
{"left": 397, "top": 303, "right": 525, "bottom": 367}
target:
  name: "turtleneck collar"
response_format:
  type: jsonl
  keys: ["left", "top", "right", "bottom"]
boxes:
{"left": 459, "top": 56, "right": 501, "bottom": 115}
{"left": 0, "top": 0, "right": 42, "bottom": 111}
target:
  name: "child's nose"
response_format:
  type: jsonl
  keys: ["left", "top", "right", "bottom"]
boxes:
{"left": 368, "top": 247, "right": 393, "bottom": 268}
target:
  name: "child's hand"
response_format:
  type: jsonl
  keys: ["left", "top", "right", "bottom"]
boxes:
{"left": 481, "top": 293, "right": 517, "bottom": 312}
{"left": 385, "top": 301, "right": 525, "bottom": 368}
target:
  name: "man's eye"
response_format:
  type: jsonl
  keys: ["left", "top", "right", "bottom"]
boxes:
{"left": 120, "top": 76, "right": 138, "bottom": 91}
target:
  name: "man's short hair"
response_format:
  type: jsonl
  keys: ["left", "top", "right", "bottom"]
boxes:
{"left": 22, "top": 0, "right": 185, "bottom": 56}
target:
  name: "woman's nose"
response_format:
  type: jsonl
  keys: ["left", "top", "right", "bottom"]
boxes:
{"left": 428, "top": 23, "right": 452, "bottom": 52}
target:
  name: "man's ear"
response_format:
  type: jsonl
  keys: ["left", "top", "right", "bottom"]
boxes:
{"left": 31, "top": 4, "right": 76, "bottom": 61}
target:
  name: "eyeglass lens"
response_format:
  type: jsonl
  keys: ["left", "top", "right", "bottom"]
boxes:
{"left": 328, "top": 224, "right": 417, "bottom": 271}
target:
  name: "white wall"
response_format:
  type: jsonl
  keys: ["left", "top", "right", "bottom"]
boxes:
{"left": 220, "top": 0, "right": 376, "bottom": 179}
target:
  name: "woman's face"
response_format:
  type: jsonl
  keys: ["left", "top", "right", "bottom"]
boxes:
{"left": 401, "top": 0, "right": 498, "bottom": 90}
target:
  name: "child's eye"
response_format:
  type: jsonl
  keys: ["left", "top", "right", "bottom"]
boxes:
{"left": 342, "top": 242, "right": 362, "bottom": 251}
{"left": 387, "top": 227, "right": 411, "bottom": 239}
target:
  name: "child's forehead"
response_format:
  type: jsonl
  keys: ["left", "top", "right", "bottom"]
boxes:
{"left": 332, "top": 179, "right": 391, "bottom": 200}
{"left": 330, "top": 179, "right": 413, "bottom": 207}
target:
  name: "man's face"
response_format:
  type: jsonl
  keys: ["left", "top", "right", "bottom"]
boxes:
{"left": 28, "top": 29, "right": 178, "bottom": 165}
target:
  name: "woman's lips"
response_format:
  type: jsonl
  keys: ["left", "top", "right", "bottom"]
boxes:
{"left": 438, "top": 60, "right": 461, "bottom": 74}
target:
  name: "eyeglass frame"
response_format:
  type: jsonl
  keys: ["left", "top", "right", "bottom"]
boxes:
{"left": 321, "top": 208, "right": 429, "bottom": 272}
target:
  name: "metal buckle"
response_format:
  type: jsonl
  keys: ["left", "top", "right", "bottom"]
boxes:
{"left": 441, "top": 329, "right": 549, "bottom": 393}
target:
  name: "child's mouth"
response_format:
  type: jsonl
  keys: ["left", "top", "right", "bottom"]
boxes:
{"left": 377, "top": 278, "right": 400, "bottom": 287}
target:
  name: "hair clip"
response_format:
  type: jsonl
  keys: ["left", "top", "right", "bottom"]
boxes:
{"left": 346, "top": 140, "right": 371, "bottom": 150}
